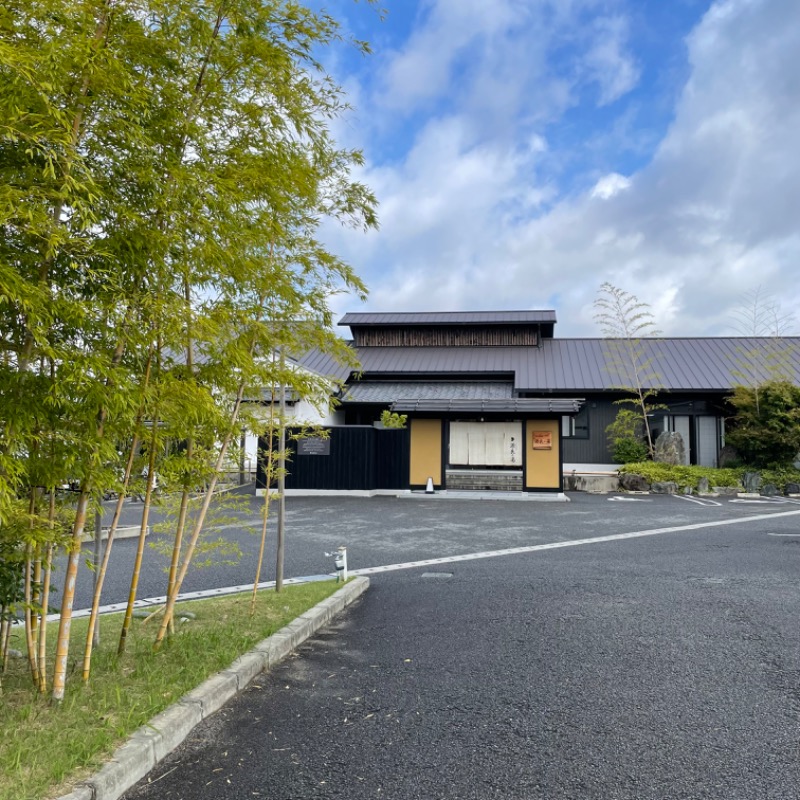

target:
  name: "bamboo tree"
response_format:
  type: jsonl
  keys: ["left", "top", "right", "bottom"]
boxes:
{"left": 4, "top": 0, "right": 378, "bottom": 699}
{"left": 594, "top": 283, "right": 664, "bottom": 459}
{"left": 154, "top": 381, "right": 249, "bottom": 649}
{"left": 36, "top": 492, "right": 56, "bottom": 692}
{"left": 52, "top": 332, "right": 133, "bottom": 701}
{"left": 81, "top": 346, "right": 154, "bottom": 679}
{"left": 118, "top": 408, "right": 160, "bottom": 654}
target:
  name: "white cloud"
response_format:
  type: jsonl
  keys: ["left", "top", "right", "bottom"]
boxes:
{"left": 581, "top": 14, "right": 641, "bottom": 105}
{"left": 591, "top": 173, "right": 632, "bottom": 199}
{"left": 329, "top": 0, "right": 800, "bottom": 337}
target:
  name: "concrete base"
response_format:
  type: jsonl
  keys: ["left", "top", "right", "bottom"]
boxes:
{"left": 403, "top": 490, "right": 569, "bottom": 502}
{"left": 564, "top": 473, "right": 619, "bottom": 493}
{"left": 256, "top": 488, "right": 405, "bottom": 498}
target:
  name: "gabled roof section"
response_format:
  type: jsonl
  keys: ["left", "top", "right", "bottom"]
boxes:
{"left": 339, "top": 310, "right": 556, "bottom": 326}
{"left": 294, "top": 348, "right": 353, "bottom": 382}
{"left": 294, "top": 336, "right": 800, "bottom": 394}
{"left": 524, "top": 338, "right": 800, "bottom": 392}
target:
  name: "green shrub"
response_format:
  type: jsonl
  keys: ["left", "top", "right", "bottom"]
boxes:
{"left": 611, "top": 438, "right": 649, "bottom": 464}
{"left": 726, "top": 380, "right": 800, "bottom": 467}
{"left": 619, "top": 462, "right": 800, "bottom": 492}
{"left": 758, "top": 466, "right": 800, "bottom": 491}
{"left": 618, "top": 462, "right": 742, "bottom": 489}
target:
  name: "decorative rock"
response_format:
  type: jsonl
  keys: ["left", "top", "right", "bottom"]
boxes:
{"left": 651, "top": 481, "right": 678, "bottom": 494}
{"left": 697, "top": 477, "right": 710, "bottom": 494}
{"left": 784, "top": 482, "right": 800, "bottom": 495}
{"left": 718, "top": 445, "right": 739, "bottom": 467}
{"left": 654, "top": 431, "right": 685, "bottom": 466}
{"left": 682, "top": 486, "right": 693, "bottom": 495}
{"left": 761, "top": 483, "right": 780, "bottom": 496}
{"left": 713, "top": 486, "right": 740, "bottom": 496}
{"left": 620, "top": 473, "right": 650, "bottom": 492}
{"left": 742, "top": 471, "right": 762, "bottom": 493}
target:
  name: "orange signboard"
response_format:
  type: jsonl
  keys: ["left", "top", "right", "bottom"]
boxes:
{"left": 532, "top": 431, "right": 553, "bottom": 450}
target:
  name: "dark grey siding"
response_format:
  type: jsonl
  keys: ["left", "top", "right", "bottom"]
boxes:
{"left": 562, "top": 398, "right": 617, "bottom": 463}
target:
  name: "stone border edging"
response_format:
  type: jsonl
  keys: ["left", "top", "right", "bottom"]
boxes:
{"left": 56, "top": 576, "right": 370, "bottom": 800}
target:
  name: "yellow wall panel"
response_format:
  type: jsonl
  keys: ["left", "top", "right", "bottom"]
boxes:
{"left": 525, "top": 419, "right": 561, "bottom": 490}
{"left": 410, "top": 419, "right": 443, "bottom": 486}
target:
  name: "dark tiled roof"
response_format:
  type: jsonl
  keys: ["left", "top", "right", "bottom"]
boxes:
{"left": 339, "top": 310, "right": 557, "bottom": 326}
{"left": 296, "top": 337, "right": 800, "bottom": 393}
{"left": 295, "top": 348, "right": 353, "bottom": 382}
{"left": 341, "top": 381, "right": 514, "bottom": 403}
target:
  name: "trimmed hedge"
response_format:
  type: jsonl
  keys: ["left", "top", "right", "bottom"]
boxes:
{"left": 618, "top": 462, "right": 800, "bottom": 492}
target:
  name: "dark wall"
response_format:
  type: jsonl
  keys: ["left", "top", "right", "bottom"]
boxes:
{"left": 561, "top": 393, "right": 729, "bottom": 465}
{"left": 257, "top": 426, "right": 410, "bottom": 491}
{"left": 562, "top": 398, "right": 617, "bottom": 463}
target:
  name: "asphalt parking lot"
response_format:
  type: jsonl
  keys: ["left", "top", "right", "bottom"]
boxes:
{"left": 71, "top": 490, "right": 800, "bottom": 612}
{"left": 119, "top": 492, "right": 800, "bottom": 800}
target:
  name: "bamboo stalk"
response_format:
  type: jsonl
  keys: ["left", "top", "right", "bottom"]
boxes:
{"left": 82, "top": 346, "right": 153, "bottom": 680}
{"left": 31, "top": 545, "right": 42, "bottom": 687}
{"left": 23, "top": 484, "right": 40, "bottom": 687}
{"left": 275, "top": 350, "right": 286, "bottom": 593}
{"left": 37, "top": 531, "right": 54, "bottom": 694}
{"left": 52, "top": 490, "right": 90, "bottom": 701}
{"left": 250, "top": 382, "right": 277, "bottom": 615}
{"left": 118, "top": 411, "right": 160, "bottom": 655}
{"left": 0, "top": 614, "right": 10, "bottom": 673}
{"left": 52, "top": 330, "right": 128, "bottom": 701}
{"left": 154, "top": 384, "right": 246, "bottom": 649}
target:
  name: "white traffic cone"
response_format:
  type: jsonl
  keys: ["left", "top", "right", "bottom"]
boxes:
{"left": 425, "top": 476, "right": 435, "bottom": 494}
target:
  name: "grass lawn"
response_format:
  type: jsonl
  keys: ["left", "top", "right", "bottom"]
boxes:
{"left": 0, "top": 580, "right": 342, "bottom": 800}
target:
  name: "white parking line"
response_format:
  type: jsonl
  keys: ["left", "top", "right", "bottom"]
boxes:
{"left": 350, "top": 508, "right": 800, "bottom": 576}
{"left": 673, "top": 495, "right": 722, "bottom": 507}
{"left": 608, "top": 496, "right": 651, "bottom": 502}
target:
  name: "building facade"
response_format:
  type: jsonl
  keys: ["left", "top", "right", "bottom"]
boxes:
{"left": 287, "top": 311, "right": 800, "bottom": 490}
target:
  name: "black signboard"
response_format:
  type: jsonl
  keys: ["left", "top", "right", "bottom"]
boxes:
{"left": 297, "top": 436, "right": 331, "bottom": 456}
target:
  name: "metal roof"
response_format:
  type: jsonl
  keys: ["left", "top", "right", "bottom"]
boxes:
{"left": 339, "top": 310, "right": 557, "bottom": 326}
{"left": 341, "top": 381, "right": 514, "bottom": 403}
{"left": 295, "top": 336, "right": 800, "bottom": 393}
{"left": 391, "top": 398, "right": 583, "bottom": 413}
{"left": 295, "top": 348, "right": 353, "bottom": 382}
{"left": 523, "top": 338, "right": 800, "bottom": 391}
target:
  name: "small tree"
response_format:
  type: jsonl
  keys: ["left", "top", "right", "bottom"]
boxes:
{"left": 380, "top": 410, "right": 407, "bottom": 429}
{"left": 605, "top": 408, "right": 650, "bottom": 464}
{"left": 594, "top": 283, "right": 664, "bottom": 459}
{"left": 729, "top": 287, "right": 797, "bottom": 416}
{"left": 725, "top": 379, "right": 800, "bottom": 467}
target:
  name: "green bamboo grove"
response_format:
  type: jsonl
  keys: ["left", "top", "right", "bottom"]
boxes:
{"left": 0, "top": 0, "right": 377, "bottom": 702}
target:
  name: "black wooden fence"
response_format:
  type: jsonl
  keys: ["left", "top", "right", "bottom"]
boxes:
{"left": 256, "top": 425, "right": 410, "bottom": 491}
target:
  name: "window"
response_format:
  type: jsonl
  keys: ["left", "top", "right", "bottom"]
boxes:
{"left": 449, "top": 422, "right": 523, "bottom": 467}
{"left": 561, "top": 407, "right": 589, "bottom": 439}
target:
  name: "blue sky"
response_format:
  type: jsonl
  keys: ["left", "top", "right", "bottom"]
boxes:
{"left": 315, "top": 0, "right": 800, "bottom": 336}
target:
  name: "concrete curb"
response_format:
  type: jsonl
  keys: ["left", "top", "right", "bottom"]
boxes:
{"left": 57, "top": 576, "right": 370, "bottom": 800}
